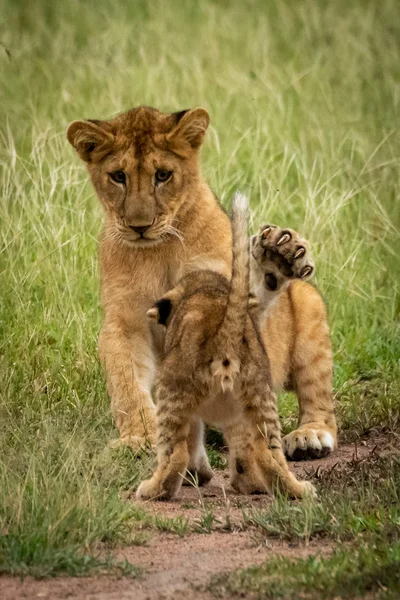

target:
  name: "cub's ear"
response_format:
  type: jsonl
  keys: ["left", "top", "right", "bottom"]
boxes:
{"left": 166, "top": 108, "right": 210, "bottom": 150}
{"left": 67, "top": 120, "right": 114, "bottom": 162}
{"left": 147, "top": 297, "right": 173, "bottom": 326}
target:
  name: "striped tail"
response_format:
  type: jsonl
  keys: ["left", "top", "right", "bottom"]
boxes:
{"left": 211, "top": 192, "right": 250, "bottom": 391}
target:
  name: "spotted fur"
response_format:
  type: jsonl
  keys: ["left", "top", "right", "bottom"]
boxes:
{"left": 137, "top": 195, "right": 315, "bottom": 500}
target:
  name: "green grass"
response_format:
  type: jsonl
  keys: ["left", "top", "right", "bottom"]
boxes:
{"left": 244, "top": 452, "right": 400, "bottom": 543}
{"left": 0, "top": 441, "right": 153, "bottom": 576}
{"left": 208, "top": 541, "right": 400, "bottom": 599}
{"left": 211, "top": 453, "right": 400, "bottom": 598}
{"left": 1, "top": 0, "right": 399, "bottom": 583}
{"left": 150, "top": 515, "right": 190, "bottom": 537}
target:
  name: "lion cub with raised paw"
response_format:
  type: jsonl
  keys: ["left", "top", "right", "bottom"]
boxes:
{"left": 136, "top": 193, "right": 315, "bottom": 501}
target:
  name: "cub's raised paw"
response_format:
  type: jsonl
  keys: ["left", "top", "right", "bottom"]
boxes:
{"left": 252, "top": 225, "right": 314, "bottom": 292}
{"left": 283, "top": 425, "right": 336, "bottom": 461}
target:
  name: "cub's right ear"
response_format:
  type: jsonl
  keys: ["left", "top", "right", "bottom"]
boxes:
{"left": 146, "top": 298, "right": 173, "bottom": 326}
{"left": 67, "top": 120, "right": 114, "bottom": 162}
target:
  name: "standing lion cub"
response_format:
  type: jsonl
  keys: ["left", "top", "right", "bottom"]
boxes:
{"left": 67, "top": 106, "right": 337, "bottom": 464}
{"left": 137, "top": 193, "right": 315, "bottom": 500}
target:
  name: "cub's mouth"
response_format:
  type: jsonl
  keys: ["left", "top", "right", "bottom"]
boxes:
{"left": 119, "top": 232, "right": 164, "bottom": 248}
{"left": 116, "top": 221, "right": 184, "bottom": 248}
{"left": 128, "top": 223, "right": 154, "bottom": 236}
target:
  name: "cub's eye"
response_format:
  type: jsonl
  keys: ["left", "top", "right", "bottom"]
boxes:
{"left": 155, "top": 169, "right": 172, "bottom": 184}
{"left": 109, "top": 170, "right": 126, "bottom": 184}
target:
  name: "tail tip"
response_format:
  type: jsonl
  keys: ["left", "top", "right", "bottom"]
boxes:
{"left": 232, "top": 191, "right": 249, "bottom": 214}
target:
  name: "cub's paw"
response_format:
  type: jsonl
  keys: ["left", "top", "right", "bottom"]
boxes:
{"left": 295, "top": 480, "right": 317, "bottom": 499}
{"left": 109, "top": 433, "right": 156, "bottom": 452}
{"left": 283, "top": 424, "right": 336, "bottom": 461}
{"left": 231, "top": 457, "right": 270, "bottom": 495}
{"left": 136, "top": 477, "right": 169, "bottom": 501}
{"left": 252, "top": 225, "right": 314, "bottom": 292}
{"left": 231, "top": 471, "right": 269, "bottom": 495}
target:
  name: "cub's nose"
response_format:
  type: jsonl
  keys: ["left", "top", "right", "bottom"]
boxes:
{"left": 129, "top": 224, "right": 152, "bottom": 234}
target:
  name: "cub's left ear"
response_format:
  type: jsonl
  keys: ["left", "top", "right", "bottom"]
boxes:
{"left": 147, "top": 297, "right": 173, "bottom": 326}
{"left": 67, "top": 119, "right": 114, "bottom": 162}
{"left": 166, "top": 108, "right": 210, "bottom": 150}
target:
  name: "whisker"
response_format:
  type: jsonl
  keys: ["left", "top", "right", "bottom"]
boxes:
{"left": 165, "top": 224, "right": 185, "bottom": 245}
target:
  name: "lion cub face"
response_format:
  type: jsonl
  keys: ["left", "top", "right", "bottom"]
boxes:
{"left": 67, "top": 107, "right": 209, "bottom": 247}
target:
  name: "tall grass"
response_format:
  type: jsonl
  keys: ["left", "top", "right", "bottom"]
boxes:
{"left": 0, "top": 0, "right": 399, "bottom": 576}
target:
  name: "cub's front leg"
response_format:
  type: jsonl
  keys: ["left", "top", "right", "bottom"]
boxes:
{"left": 251, "top": 225, "right": 337, "bottom": 461}
{"left": 99, "top": 297, "right": 158, "bottom": 450}
{"left": 251, "top": 225, "right": 314, "bottom": 314}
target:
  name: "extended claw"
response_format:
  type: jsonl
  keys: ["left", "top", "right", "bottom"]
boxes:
{"left": 261, "top": 226, "right": 274, "bottom": 239}
{"left": 300, "top": 266, "right": 313, "bottom": 278}
{"left": 294, "top": 247, "right": 306, "bottom": 259}
{"left": 277, "top": 232, "right": 291, "bottom": 246}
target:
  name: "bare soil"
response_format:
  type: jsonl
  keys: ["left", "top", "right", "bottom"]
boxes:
{"left": 0, "top": 437, "right": 384, "bottom": 600}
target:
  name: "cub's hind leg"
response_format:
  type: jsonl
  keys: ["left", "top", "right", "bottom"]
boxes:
{"left": 136, "top": 385, "right": 193, "bottom": 501}
{"left": 228, "top": 375, "right": 315, "bottom": 498}
{"left": 224, "top": 421, "right": 268, "bottom": 495}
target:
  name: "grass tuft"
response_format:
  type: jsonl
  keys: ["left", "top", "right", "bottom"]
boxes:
{"left": 208, "top": 540, "right": 400, "bottom": 599}
{"left": 245, "top": 452, "right": 400, "bottom": 542}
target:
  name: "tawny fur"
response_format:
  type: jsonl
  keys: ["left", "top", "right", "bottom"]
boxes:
{"left": 137, "top": 194, "right": 315, "bottom": 500}
{"left": 66, "top": 106, "right": 337, "bottom": 460}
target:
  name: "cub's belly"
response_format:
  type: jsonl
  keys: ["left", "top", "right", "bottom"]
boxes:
{"left": 197, "top": 391, "right": 243, "bottom": 428}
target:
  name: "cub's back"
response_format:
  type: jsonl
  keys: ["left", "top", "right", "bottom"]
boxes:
{"left": 164, "top": 286, "right": 228, "bottom": 358}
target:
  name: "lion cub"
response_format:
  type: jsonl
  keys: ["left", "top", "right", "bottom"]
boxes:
{"left": 136, "top": 194, "right": 315, "bottom": 501}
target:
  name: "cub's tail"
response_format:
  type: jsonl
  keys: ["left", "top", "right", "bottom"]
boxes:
{"left": 211, "top": 192, "right": 250, "bottom": 391}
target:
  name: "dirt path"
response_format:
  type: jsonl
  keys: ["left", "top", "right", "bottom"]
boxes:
{"left": 0, "top": 440, "right": 378, "bottom": 600}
